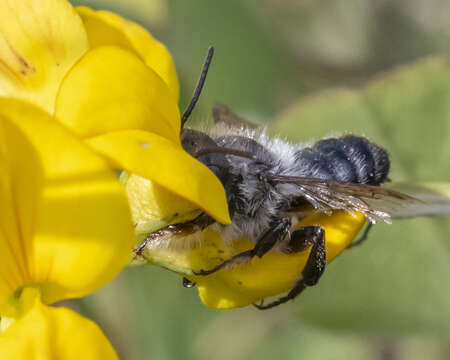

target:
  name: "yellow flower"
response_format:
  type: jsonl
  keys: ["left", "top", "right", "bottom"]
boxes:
{"left": 132, "top": 192, "right": 366, "bottom": 309}
{"left": 187, "top": 212, "right": 366, "bottom": 309}
{"left": 0, "top": 0, "right": 364, "bottom": 311}
{"left": 0, "top": 0, "right": 230, "bottom": 225}
{"left": 0, "top": 98, "right": 133, "bottom": 358}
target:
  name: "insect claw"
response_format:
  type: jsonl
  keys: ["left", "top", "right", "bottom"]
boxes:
{"left": 252, "top": 300, "right": 265, "bottom": 309}
{"left": 134, "top": 240, "right": 148, "bottom": 256}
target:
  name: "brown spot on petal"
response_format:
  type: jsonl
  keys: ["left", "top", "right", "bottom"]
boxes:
{"left": 6, "top": 40, "right": 36, "bottom": 76}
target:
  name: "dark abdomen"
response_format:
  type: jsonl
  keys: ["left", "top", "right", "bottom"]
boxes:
{"left": 294, "top": 135, "right": 390, "bottom": 185}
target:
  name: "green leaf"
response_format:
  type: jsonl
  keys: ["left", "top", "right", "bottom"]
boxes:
{"left": 272, "top": 57, "right": 450, "bottom": 336}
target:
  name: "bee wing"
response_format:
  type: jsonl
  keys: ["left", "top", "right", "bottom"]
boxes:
{"left": 212, "top": 103, "right": 258, "bottom": 129}
{"left": 271, "top": 176, "right": 450, "bottom": 223}
{"left": 381, "top": 182, "right": 450, "bottom": 219}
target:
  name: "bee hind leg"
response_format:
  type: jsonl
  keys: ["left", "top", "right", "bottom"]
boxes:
{"left": 194, "top": 218, "right": 291, "bottom": 276}
{"left": 254, "top": 226, "right": 326, "bottom": 310}
{"left": 347, "top": 222, "right": 373, "bottom": 249}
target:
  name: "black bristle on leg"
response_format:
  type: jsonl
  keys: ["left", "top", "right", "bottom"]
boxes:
{"left": 254, "top": 226, "right": 326, "bottom": 310}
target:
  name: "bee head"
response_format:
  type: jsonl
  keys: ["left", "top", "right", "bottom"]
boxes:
{"left": 181, "top": 128, "right": 232, "bottom": 184}
{"left": 181, "top": 129, "right": 216, "bottom": 155}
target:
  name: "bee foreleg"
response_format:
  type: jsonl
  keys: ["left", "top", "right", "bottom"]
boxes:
{"left": 194, "top": 218, "right": 291, "bottom": 276}
{"left": 254, "top": 226, "right": 326, "bottom": 310}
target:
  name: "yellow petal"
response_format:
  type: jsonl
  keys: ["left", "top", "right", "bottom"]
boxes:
{"left": 0, "top": 109, "right": 44, "bottom": 306}
{"left": 123, "top": 173, "right": 203, "bottom": 265}
{"left": 0, "top": 98, "right": 133, "bottom": 310}
{"left": 76, "top": 6, "right": 179, "bottom": 101}
{"left": 87, "top": 130, "right": 231, "bottom": 224}
{"left": 55, "top": 46, "right": 180, "bottom": 143}
{"left": 0, "top": 0, "right": 88, "bottom": 114}
{"left": 144, "top": 211, "right": 365, "bottom": 309}
{"left": 124, "top": 173, "right": 199, "bottom": 225}
{"left": 0, "top": 288, "right": 118, "bottom": 359}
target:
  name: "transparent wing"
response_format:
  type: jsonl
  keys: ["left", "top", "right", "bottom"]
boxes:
{"left": 382, "top": 182, "right": 450, "bottom": 219}
{"left": 212, "top": 103, "right": 258, "bottom": 129}
{"left": 271, "top": 176, "right": 450, "bottom": 223}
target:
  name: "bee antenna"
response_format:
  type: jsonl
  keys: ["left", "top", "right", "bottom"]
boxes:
{"left": 181, "top": 46, "right": 214, "bottom": 129}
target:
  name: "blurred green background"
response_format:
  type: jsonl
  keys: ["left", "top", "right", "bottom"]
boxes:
{"left": 71, "top": 1, "right": 449, "bottom": 359}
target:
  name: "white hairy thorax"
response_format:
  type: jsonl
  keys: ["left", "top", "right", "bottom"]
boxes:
{"left": 203, "top": 123, "right": 308, "bottom": 244}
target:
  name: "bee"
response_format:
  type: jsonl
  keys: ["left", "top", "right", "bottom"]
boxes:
{"left": 136, "top": 47, "right": 450, "bottom": 309}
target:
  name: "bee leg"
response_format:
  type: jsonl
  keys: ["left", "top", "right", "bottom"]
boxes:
{"left": 134, "top": 212, "right": 215, "bottom": 256}
{"left": 281, "top": 226, "right": 324, "bottom": 253}
{"left": 254, "top": 226, "right": 326, "bottom": 310}
{"left": 347, "top": 222, "right": 373, "bottom": 249}
{"left": 194, "top": 218, "right": 291, "bottom": 276}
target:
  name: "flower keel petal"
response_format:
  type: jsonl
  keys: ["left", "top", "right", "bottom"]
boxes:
{"left": 143, "top": 211, "right": 366, "bottom": 309}
{"left": 193, "top": 211, "right": 366, "bottom": 309}
{"left": 124, "top": 173, "right": 198, "bottom": 225}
